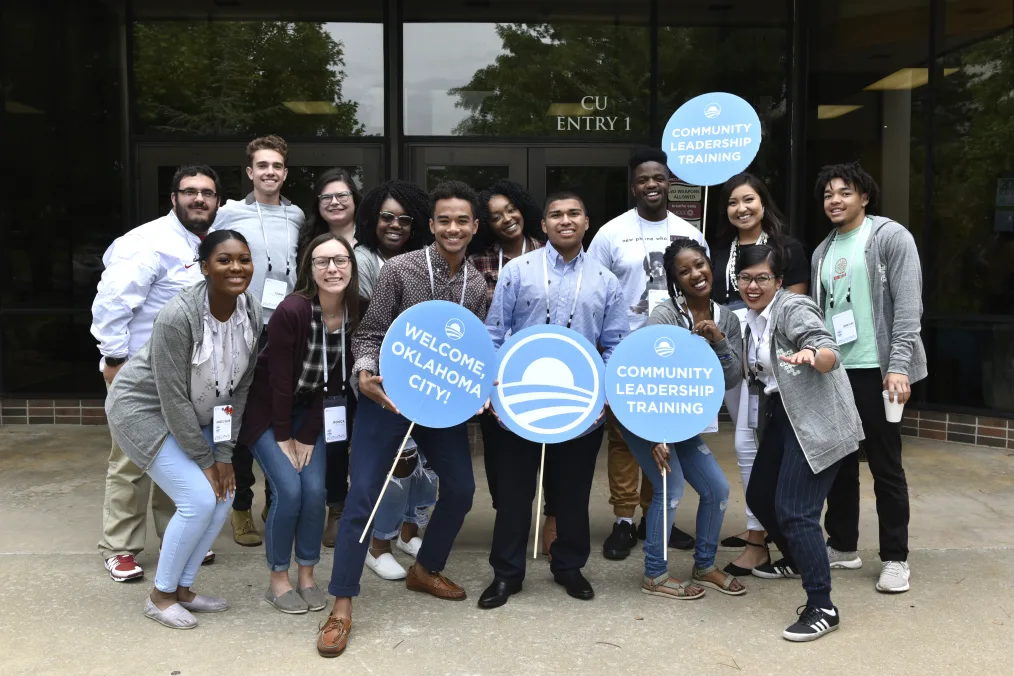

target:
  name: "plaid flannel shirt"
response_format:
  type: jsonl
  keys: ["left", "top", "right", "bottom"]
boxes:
{"left": 295, "top": 298, "right": 343, "bottom": 394}
{"left": 469, "top": 237, "right": 544, "bottom": 307}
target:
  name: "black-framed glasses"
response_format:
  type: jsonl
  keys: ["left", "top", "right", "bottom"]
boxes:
{"left": 176, "top": 188, "right": 218, "bottom": 200}
{"left": 737, "top": 273, "right": 777, "bottom": 286}
{"left": 379, "top": 211, "right": 413, "bottom": 226}
{"left": 312, "top": 255, "right": 351, "bottom": 270}
{"left": 319, "top": 191, "right": 352, "bottom": 205}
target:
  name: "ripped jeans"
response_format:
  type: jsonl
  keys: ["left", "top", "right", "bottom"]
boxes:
{"left": 371, "top": 445, "right": 439, "bottom": 541}
{"left": 618, "top": 426, "right": 730, "bottom": 577}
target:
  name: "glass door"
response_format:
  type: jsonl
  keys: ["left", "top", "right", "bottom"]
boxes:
{"left": 408, "top": 145, "right": 527, "bottom": 192}
{"left": 136, "top": 143, "right": 384, "bottom": 225}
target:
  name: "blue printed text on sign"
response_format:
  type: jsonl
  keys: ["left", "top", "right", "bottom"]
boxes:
{"left": 492, "top": 325, "right": 606, "bottom": 445}
{"left": 380, "top": 300, "right": 496, "bottom": 428}
{"left": 606, "top": 325, "right": 725, "bottom": 443}
{"left": 661, "top": 92, "right": 762, "bottom": 187}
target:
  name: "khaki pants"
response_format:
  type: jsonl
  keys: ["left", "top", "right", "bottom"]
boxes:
{"left": 97, "top": 384, "right": 175, "bottom": 559}
{"left": 605, "top": 409, "right": 652, "bottom": 519}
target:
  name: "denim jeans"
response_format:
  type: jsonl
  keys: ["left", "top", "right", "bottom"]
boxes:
{"left": 147, "top": 425, "right": 232, "bottom": 593}
{"left": 250, "top": 406, "right": 327, "bottom": 572}
{"left": 371, "top": 451, "right": 439, "bottom": 540}
{"left": 618, "top": 425, "right": 730, "bottom": 577}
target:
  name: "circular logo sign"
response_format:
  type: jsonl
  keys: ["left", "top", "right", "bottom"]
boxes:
{"left": 661, "top": 92, "right": 763, "bottom": 187}
{"left": 379, "top": 300, "right": 496, "bottom": 428}
{"left": 492, "top": 325, "right": 606, "bottom": 444}
{"left": 606, "top": 325, "right": 725, "bottom": 443}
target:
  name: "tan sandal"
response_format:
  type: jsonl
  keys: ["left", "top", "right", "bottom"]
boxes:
{"left": 640, "top": 572, "right": 706, "bottom": 600}
{"left": 693, "top": 565, "right": 747, "bottom": 596}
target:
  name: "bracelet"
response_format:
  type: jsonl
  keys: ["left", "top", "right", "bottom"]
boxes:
{"left": 802, "top": 345, "right": 819, "bottom": 359}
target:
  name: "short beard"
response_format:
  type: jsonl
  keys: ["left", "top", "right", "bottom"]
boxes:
{"left": 174, "top": 203, "right": 214, "bottom": 236}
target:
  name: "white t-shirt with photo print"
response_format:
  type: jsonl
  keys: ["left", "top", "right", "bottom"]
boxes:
{"left": 587, "top": 208, "right": 708, "bottom": 331}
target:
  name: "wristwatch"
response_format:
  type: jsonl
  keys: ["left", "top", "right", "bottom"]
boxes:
{"left": 104, "top": 356, "right": 127, "bottom": 367}
{"left": 802, "top": 345, "right": 819, "bottom": 359}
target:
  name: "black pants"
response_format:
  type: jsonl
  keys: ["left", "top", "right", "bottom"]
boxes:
{"left": 324, "top": 390, "right": 357, "bottom": 508}
{"left": 489, "top": 425, "right": 603, "bottom": 582}
{"left": 480, "top": 413, "right": 556, "bottom": 517}
{"left": 825, "top": 368, "right": 909, "bottom": 562}
{"left": 747, "top": 397, "right": 845, "bottom": 610}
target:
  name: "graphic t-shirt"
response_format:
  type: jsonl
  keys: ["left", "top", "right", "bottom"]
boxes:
{"left": 820, "top": 217, "right": 879, "bottom": 369}
{"left": 587, "top": 208, "right": 708, "bottom": 331}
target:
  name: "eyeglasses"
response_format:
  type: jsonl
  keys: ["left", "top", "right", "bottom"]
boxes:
{"left": 176, "top": 188, "right": 218, "bottom": 200}
{"left": 319, "top": 191, "right": 352, "bottom": 205}
{"left": 736, "top": 273, "right": 777, "bottom": 286}
{"left": 379, "top": 211, "right": 413, "bottom": 227}
{"left": 312, "top": 255, "right": 351, "bottom": 270}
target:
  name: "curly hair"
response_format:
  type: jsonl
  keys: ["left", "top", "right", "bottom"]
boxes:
{"left": 662, "top": 238, "right": 712, "bottom": 301}
{"left": 814, "top": 160, "right": 880, "bottom": 213}
{"left": 354, "top": 180, "right": 431, "bottom": 254}
{"left": 297, "top": 168, "right": 362, "bottom": 261}
{"left": 470, "top": 179, "right": 546, "bottom": 255}
{"left": 717, "top": 172, "right": 790, "bottom": 260}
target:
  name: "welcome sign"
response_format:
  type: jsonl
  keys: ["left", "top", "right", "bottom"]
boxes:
{"left": 606, "top": 325, "right": 724, "bottom": 443}
{"left": 379, "top": 300, "right": 496, "bottom": 428}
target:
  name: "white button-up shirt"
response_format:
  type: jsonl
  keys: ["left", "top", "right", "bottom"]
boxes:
{"left": 745, "top": 303, "right": 778, "bottom": 394}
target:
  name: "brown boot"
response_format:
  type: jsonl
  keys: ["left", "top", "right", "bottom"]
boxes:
{"left": 405, "top": 564, "right": 466, "bottom": 600}
{"left": 542, "top": 516, "right": 557, "bottom": 556}
{"left": 321, "top": 503, "right": 343, "bottom": 548}
{"left": 317, "top": 614, "right": 352, "bottom": 658}
{"left": 230, "top": 510, "right": 262, "bottom": 547}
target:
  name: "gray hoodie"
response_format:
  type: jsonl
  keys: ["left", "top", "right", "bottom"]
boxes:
{"left": 105, "top": 281, "right": 262, "bottom": 470}
{"left": 648, "top": 298, "right": 743, "bottom": 390}
{"left": 745, "top": 290, "right": 864, "bottom": 474}
{"left": 811, "top": 215, "right": 927, "bottom": 383}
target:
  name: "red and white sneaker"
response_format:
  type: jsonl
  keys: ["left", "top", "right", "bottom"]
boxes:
{"left": 105, "top": 554, "right": 143, "bottom": 582}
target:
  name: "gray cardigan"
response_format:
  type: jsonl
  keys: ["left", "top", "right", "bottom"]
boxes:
{"left": 648, "top": 298, "right": 743, "bottom": 390}
{"left": 105, "top": 281, "right": 263, "bottom": 470}
{"left": 745, "top": 290, "right": 864, "bottom": 474}
{"left": 811, "top": 215, "right": 927, "bottom": 383}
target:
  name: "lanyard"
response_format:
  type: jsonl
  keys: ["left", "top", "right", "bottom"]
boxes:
{"left": 425, "top": 247, "right": 468, "bottom": 306}
{"left": 497, "top": 238, "right": 527, "bottom": 276}
{"left": 677, "top": 299, "right": 716, "bottom": 332}
{"left": 321, "top": 308, "right": 347, "bottom": 394}
{"left": 255, "top": 202, "right": 292, "bottom": 276}
{"left": 542, "top": 248, "right": 584, "bottom": 329}
{"left": 827, "top": 220, "right": 865, "bottom": 309}
{"left": 727, "top": 231, "right": 768, "bottom": 296}
{"left": 637, "top": 214, "right": 670, "bottom": 283}
{"left": 210, "top": 315, "right": 238, "bottom": 399}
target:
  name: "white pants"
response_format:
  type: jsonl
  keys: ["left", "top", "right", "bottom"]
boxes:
{"left": 724, "top": 308, "right": 762, "bottom": 532}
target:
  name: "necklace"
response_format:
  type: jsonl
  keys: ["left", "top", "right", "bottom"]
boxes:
{"left": 727, "top": 230, "right": 769, "bottom": 295}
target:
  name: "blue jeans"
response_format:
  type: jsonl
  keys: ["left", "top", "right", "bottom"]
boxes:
{"left": 147, "top": 426, "right": 233, "bottom": 593}
{"left": 618, "top": 425, "right": 729, "bottom": 577}
{"left": 372, "top": 452, "right": 439, "bottom": 540}
{"left": 250, "top": 406, "right": 327, "bottom": 572}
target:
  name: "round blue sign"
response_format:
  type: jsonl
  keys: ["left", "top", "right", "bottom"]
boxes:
{"left": 606, "top": 325, "right": 724, "bottom": 443}
{"left": 492, "top": 325, "right": 606, "bottom": 444}
{"left": 661, "top": 92, "right": 762, "bottom": 186}
{"left": 379, "top": 300, "right": 496, "bottom": 428}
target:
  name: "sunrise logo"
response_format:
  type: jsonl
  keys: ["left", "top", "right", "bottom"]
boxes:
{"left": 704, "top": 102, "right": 722, "bottom": 119}
{"left": 654, "top": 337, "right": 675, "bottom": 358}
{"left": 444, "top": 318, "right": 465, "bottom": 340}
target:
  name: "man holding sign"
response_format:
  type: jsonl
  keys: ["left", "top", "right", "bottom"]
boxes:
{"left": 588, "top": 148, "right": 707, "bottom": 560}
{"left": 480, "top": 191, "right": 627, "bottom": 608}
{"left": 318, "top": 181, "right": 489, "bottom": 658}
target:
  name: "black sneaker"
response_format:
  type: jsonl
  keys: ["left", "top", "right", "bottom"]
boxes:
{"left": 783, "top": 605, "right": 840, "bottom": 642}
{"left": 752, "top": 558, "right": 801, "bottom": 579}
{"left": 603, "top": 521, "right": 637, "bottom": 560}
{"left": 636, "top": 517, "right": 646, "bottom": 541}
{"left": 668, "top": 526, "right": 695, "bottom": 551}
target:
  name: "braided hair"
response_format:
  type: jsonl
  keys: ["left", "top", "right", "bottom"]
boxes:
{"left": 662, "top": 238, "right": 712, "bottom": 302}
{"left": 471, "top": 179, "right": 546, "bottom": 255}
{"left": 297, "top": 168, "right": 362, "bottom": 261}
{"left": 354, "top": 180, "right": 431, "bottom": 254}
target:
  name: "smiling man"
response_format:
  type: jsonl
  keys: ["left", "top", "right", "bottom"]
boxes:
{"left": 91, "top": 165, "right": 222, "bottom": 582}
{"left": 480, "top": 191, "right": 627, "bottom": 609}
{"left": 587, "top": 147, "right": 708, "bottom": 561}
{"left": 318, "top": 181, "right": 488, "bottom": 659}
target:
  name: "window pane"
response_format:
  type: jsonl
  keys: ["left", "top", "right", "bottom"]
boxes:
{"left": 132, "top": 21, "right": 384, "bottom": 137}
{"left": 425, "top": 166, "right": 510, "bottom": 192}
{"left": 2, "top": 313, "right": 105, "bottom": 397}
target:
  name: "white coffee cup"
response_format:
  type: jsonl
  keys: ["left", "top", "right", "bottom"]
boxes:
{"left": 882, "top": 390, "right": 905, "bottom": 423}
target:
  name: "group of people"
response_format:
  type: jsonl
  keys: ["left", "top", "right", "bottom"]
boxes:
{"left": 91, "top": 135, "right": 925, "bottom": 654}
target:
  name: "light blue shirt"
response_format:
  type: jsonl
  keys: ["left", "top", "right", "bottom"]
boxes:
{"left": 485, "top": 242, "right": 628, "bottom": 361}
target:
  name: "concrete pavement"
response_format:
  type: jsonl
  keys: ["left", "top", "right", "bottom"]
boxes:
{"left": 0, "top": 425, "right": 1012, "bottom": 675}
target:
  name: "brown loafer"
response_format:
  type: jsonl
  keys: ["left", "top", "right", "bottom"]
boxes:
{"left": 405, "top": 563, "right": 466, "bottom": 600}
{"left": 317, "top": 615, "right": 352, "bottom": 658}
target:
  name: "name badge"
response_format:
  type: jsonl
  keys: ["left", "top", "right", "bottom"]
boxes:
{"left": 747, "top": 383, "right": 760, "bottom": 429}
{"left": 647, "top": 288, "right": 669, "bottom": 316}
{"left": 261, "top": 278, "right": 288, "bottom": 310}
{"left": 702, "top": 416, "right": 719, "bottom": 434}
{"left": 832, "top": 310, "right": 858, "bottom": 345}
{"left": 213, "top": 405, "right": 233, "bottom": 443}
{"left": 324, "top": 395, "right": 347, "bottom": 443}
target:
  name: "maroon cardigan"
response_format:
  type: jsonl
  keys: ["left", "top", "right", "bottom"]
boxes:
{"left": 239, "top": 294, "right": 353, "bottom": 447}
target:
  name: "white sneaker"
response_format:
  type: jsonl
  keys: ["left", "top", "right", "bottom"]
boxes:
{"left": 366, "top": 551, "right": 407, "bottom": 580}
{"left": 396, "top": 535, "right": 423, "bottom": 558}
{"left": 827, "top": 545, "right": 862, "bottom": 569}
{"left": 876, "top": 561, "right": 911, "bottom": 593}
